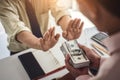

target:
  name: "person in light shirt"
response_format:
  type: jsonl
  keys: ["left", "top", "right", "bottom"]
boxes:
{"left": 65, "top": 0, "right": 120, "bottom": 80}
{"left": 0, "top": 0, "right": 83, "bottom": 55}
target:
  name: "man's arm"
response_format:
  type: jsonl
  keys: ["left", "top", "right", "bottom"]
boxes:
{"left": 16, "top": 31, "right": 41, "bottom": 50}
{"left": 49, "top": 0, "right": 84, "bottom": 40}
{"left": 58, "top": 16, "right": 84, "bottom": 40}
{"left": 58, "top": 15, "right": 71, "bottom": 31}
{"left": 17, "top": 27, "right": 60, "bottom": 51}
{"left": 0, "top": 1, "right": 59, "bottom": 51}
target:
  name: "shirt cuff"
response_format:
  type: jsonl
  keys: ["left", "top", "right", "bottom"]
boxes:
{"left": 100, "top": 56, "right": 109, "bottom": 65}
{"left": 55, "top": 10, "right": 70, "bottom": 24}
{"left": 76, "top": 75, "right": 91, "bottom": 80}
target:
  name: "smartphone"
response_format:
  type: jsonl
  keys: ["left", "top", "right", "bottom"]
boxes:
{"left": 91, "top": 32, "right": 108, "bottom": 48}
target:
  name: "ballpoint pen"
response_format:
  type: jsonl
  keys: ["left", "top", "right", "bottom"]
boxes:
{"left": 91, "top": 44, "right": 104, "bottom": 55}
{"left": 91, "top": 43, "right": 108, "bottom": 54}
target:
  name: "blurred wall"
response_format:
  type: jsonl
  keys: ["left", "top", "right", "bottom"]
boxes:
{"left": 57, "top": 0, "right": 78, "bottom": 10}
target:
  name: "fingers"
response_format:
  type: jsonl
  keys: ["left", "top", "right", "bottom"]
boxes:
{"left": 43, "top": 27, "right": 55, "bottom": 41}
{"left": 71, "top": 18, "right": 84, "bottom": 29}
{"left": 48, "top": 27, "right": 54, "bottom": 40}
{"left": 55, "top": 34, "right": 60, "bottom": 41}
{"left": 67, "top": 20, "right": 74, "bottom": 31}
{"left": 41, "top": 27, "right": 60, "bottom": 51}
{"left": 50, "top": 27, "right": 60, "bottom": 41}
{"left": 62, "top": 31, "right": 68, "bottom": 40}
{"left": 64, "top": 18, "right": 84, "bottom": 40}
{"left": 79, "top": 21, "right": 84, "bottom": 30}
{"left": 67, "top": 19, "right": 81, "bottom": 31}
{"left": 43, "top": 31, "right": 49, "bottom": 41}
{"left": 65, "top": 54, "right": 70, "bottom": 62}
{"left": 49, "top": 27, "right": 60, "bottom": 42}
{"left": 79, "top": 44, "right": 101, "bottom": 61}
{"left": 65, "top": 54, "right": 74, "bottom": 70}
{"left": 51, "top": 27, "right": 55, "bottom": 38}
{"left": 79, "top": 44, "right": 92, "bottom": 53}
{"left": 39, "top": 38, "right": 44, "bottom": 50}
{"left": 78, "top": 44, "right": 94, "bottom": 57}
{"left": 78, "top": 22, "right": 84, "bottom": 33}
{"left": 79, "top": 44, "right": 100, "bottom": 56}
{"left": 76, "top": 19, "right": 84, "bottom": 33}
{"left": 73, "top": 19, "right": 79, "bottom": 32}
{"left": 73, "top": 18, "right": 80, "bottom": 29}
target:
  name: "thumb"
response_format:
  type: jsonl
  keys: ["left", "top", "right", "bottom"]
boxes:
{"left": 55, "top": 34, "right": 60, "bottom": 41}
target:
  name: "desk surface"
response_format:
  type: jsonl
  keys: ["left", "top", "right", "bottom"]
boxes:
{"left": 0, "top": 11, "right": 98, "bottom": 80}
{"left": 0, "top": 27, "right": 97, "bottom": 80}
{"left": 0, "top": 48, "right": 70, "bottom": 80}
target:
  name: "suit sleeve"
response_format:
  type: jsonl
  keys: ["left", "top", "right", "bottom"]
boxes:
{"left": 76, "top": 56, "right": 108, "bottom": 80}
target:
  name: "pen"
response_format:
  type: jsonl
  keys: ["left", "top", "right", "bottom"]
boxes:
{"left": 91, "top": 43, "right": 108, "bottom": 54}
{"left": 91, "top": 44, "right": 104, "bottom": 55}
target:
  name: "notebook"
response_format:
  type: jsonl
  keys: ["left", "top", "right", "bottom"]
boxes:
{"left": 18, "top": 50, "right": 65, "bottom": 80}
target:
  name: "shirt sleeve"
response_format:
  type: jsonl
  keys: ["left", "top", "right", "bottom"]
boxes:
{"left": 49, "top": 0, "right": 71, "bottom": 24}
{"left": 0, "top": 0, "right": 31, "bottom": 44}
{"left": 76, "top": 75, "right": 91, "bottom": 80}
{"left": 75, "top": 56, "right": 108, "bottom": 80}
{"left": 100, "top": 56, "right": 109, "bottom": 65}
